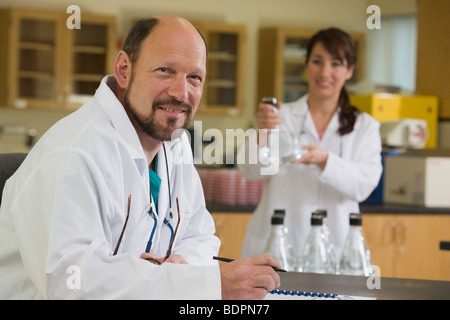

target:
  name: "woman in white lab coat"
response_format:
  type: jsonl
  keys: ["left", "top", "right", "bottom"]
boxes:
{"left": 238, "top": 28, "right": 382, "bottom": 267}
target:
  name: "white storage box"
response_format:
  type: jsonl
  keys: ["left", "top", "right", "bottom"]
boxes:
{"left": 383, "top": 150, "right": 450, "bottom": 207}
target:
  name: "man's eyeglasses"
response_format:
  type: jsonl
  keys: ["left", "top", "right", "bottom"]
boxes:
{"left": 113, "top": 195, "right": 181, "bottom": 262}
{"left": 164, "top": 197, "right": 181, "bottom": 260}
{"left": 113, "top": 194, "right": 131, "bottom": 255}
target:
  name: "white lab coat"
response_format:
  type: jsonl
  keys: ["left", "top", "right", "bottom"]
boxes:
{"left": 0, "top": 76, "right": 221, "bottom": 299}
{"left": 238, "top": 94, "right": 382, "bottom": 264}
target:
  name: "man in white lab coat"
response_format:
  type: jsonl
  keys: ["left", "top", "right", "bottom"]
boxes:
{"left": 0, "top": 15, "right": 280, "bottom": 300}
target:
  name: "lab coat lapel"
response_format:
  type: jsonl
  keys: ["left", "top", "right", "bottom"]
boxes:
{"left": 322, "top": 112, "right": 339, "bottom": 141}
{"left": 321, "top": 112, "right": 342, "bottom": 157}
{"left": 155, "top": 143, "right": 179, "bottom": 255}
{"left": 96, "top": 76, "right": 147, "bottom": 178}
{"left": 302, "top": 111, "right": 318, "bottom": 142}
{"left": 156, "top": 142, "right": 175, "bottom": 220}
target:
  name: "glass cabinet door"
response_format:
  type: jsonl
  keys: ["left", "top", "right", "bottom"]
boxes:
{"left": 66, "top": 15, "right": 115, "bottom": 109}
{"left": 194, "top": 23, "right": 245, "bottom": 116}
{"left": 257, "top": 28, "right": 364, "bottom": 105}
{"left": 1, "top": 9, "right": 115, "bottom": 111}
{"left": 282, "top": 36, "right": 310, "bottom": 102}
{"left": 11, "top": 11, "right": 63, "bottom": 109}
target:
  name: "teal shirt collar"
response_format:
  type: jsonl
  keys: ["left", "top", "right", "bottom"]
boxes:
{"left": 149, "top": 155, "right": 161, "bottom": 212}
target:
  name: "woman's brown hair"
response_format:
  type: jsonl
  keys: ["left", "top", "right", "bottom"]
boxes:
{"left": 306, "top": 27, "right": 360, "bottom": 135}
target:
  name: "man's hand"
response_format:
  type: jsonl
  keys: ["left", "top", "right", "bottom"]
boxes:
{"left": 140, "top": 253, "right": 188, "bottom": 265}
{"left": 220, "top": 254, "right": 281, "bottom": 300}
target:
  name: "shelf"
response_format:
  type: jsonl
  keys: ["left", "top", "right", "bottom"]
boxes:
{"left": 19, "top": 71, "right": 53, "bottom": 79}
{"left": 208, "top": 51, "right": 237, "bottom": 61}
{"left": 284, "top": 84, "right": 308, "bottom": 91}
{"left": 284, "top": 57, "right": 307, "bottom": 64}
{"left": 206, "top": 79, "right": 236, "bottom": 88}
{"left": 72, "top": 73, "right": 104, "bottom": 82}
{"left": 19, "top": 41, "right": 54, "bottom": 51}
{"left": 73, "top": 45, "right": 106, "bottom": 54}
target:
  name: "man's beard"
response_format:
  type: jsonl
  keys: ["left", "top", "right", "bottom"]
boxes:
{"left": 123, "top": 80, "right": 193, "bottom": 142}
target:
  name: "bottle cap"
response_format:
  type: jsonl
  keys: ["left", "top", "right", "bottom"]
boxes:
{"left": 273, "top": 209, "right": 285, "bottom": 217}
{"left": 271, "top": 216, "right": 284, "bottom": 225}
{"left": 349, "top": 213, "right": 362, "bottom": 226}
{"left": 261, "top": 97, "right": 277, "bottom": 106}
{"left": 313, "top": 209, "right": 327, "bottom": 218}
{"left": 311, "top": 214, "right": 323, "bottom": 226}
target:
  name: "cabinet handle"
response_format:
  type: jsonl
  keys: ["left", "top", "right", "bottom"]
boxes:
{"left": 214, "top": 219, "right": 222, "bottom": 237}
{"left": 390, "top": 220, "right": 397, "bottom": 244}
{"left": 395, "top": 221, "right": 408, "bottom": 254}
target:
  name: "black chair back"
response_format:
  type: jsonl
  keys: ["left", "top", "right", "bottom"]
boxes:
{"left": 0, "top": 153, "right": 27, "bottom": 204}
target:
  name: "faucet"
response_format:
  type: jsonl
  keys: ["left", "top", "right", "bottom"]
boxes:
{"left": 0, "top": 124, "right": 37, "bottom": 148}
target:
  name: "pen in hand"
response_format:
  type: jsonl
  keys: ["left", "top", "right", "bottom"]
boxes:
{"left": 213, "top": 256, "right": 287, "bottom": 272}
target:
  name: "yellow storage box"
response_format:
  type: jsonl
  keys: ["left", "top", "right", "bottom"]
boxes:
{"left": 350, "top": 94, "right": 438, "bottom": 148}
{"left": 350, "top": 93, "right": 401, "bottom": 121}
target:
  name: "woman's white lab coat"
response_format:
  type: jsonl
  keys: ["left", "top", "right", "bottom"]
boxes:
{"left": 0, "top": 76, "right": 221, "bottom": 299}
{"left": 238, "top": 94, "right": 382, "bottom": 265}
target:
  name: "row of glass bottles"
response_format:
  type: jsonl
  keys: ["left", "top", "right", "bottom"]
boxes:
{"left": 339, "top": 213, "right": 374, "bottom": 276}
{"left": 263, "top": 209, "right": 374, "bottom": 276}
{"left": 262, "top": 209, "right": 295, "bottom": 271}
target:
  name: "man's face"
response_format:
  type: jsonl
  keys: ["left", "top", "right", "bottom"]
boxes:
{"left": 123, "top": 20, "right": 206, "bottom": 141}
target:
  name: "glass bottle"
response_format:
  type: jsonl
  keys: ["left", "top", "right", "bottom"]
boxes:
{"left": 259, "top": 97, "right": 279, "bottom": 163}
{"left": 313, "top": 209, "right": 338, "bottom": 273}
{"left": 264, "top": 211, "right": 292, "bottom": 271}
{"left": 298, "top": 214, "right": 334, "bottom": 274}
{"left": 339, "top": 213, "right": 374, "bottom": 276}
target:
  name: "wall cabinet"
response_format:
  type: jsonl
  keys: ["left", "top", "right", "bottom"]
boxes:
{"left": 0, "top": 8, "right": 116, "bottom": 111}
{"left": 363, "top": 214, "right": 450, "bottom": 281}
{"left": 416, "top": 0, "right": 450, "bottom": 119}
{"left": 193, "top": 22, "right": 246, "bottom": 116}
{"left": 257, "top": 27, "right": 364, "bottom": 103}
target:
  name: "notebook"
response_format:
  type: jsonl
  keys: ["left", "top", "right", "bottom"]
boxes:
{"left": 264, "top": 289, "right": 375, "bottom": 300}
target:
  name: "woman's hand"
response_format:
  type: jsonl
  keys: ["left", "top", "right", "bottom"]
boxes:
{"left": 256, "top": 102, "right": 282, "bottom": 147}
{"left": 295, "top": 144, "right": 328, "bottom": 170}
{"left": 256, "top": 102, "right": 282, "bottom": 130}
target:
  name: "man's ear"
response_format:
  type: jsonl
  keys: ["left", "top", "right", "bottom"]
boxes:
{"left": 114, "top": 51, "right": 132, "bottom": 89}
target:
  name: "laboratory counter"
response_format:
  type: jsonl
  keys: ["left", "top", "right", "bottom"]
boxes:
{"left": 207, "top": 204, "right": 450, "bottom": 214}
{"left": 209, "top": 205, "right": 450, "bottom": 282}
{"left": 277, "top": 272, "right": 450, "bottom": 300}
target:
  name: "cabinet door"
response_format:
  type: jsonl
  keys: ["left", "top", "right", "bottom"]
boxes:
{"left": 4, "top": 10, "right": 65, "bottom": 109}
{"left": 257, "top": 28, "right": 315, "bottom": 103}
{"left": 212, "top": 212, "right": 251, "bottom": 259}
{"left": 64, "top": 14, "right": 116, "bottom": 110}
{"left": 362, "top": 214, "right": 397, "bottom": 277}
{"left": 363, "top": 214, "right": 450, "bottom": 281}
{"left": 394, "top": 215, "right": 450, "bottom": 281}
{"left": 194, "top": 23, "right": 246, "bottom": 116}
{"left": 416, "top": 0, "right": 450, "bottom": 119}
{"left": 277, "top": 29, "right": 314, "bottom": 103}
